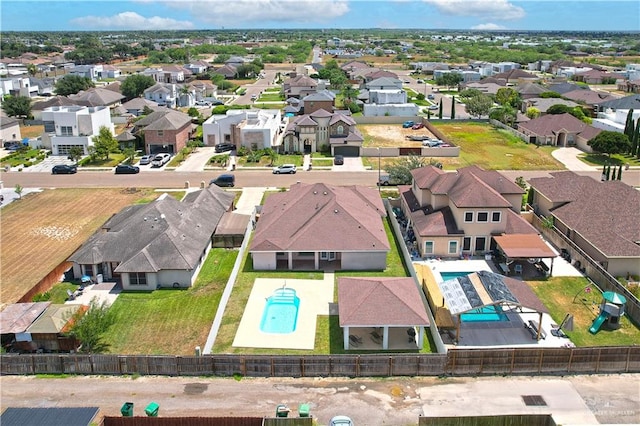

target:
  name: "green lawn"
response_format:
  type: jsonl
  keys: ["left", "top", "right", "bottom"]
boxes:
{"left": 100, "top": 249, "right": 238, "bottom": 355}
{"left": 432, "top": 122, "right": 564, "bottom": 170}
{"left": 578, "top": 152, "right": 640, "bottom": 167}
{"left": 236, "top": 154, "right": 304, "bottom": 167}
{"left": 257, "top": 92, "right": 284, "bottom": 102}
{"left": 528, "top": 277, "right": 640, "bottom": 347}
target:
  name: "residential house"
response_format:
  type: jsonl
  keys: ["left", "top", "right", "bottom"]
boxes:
{"left": 40, "top": 105, "right": 114, "bottom": 155}
{"left": 410, "top": 62, "right": 449, "bottom": 74}
{"left": 399, "top": 165, "right": 539, "bottom": 258}
{"left": 29, "top": 76, "right": 56, "bottom": 96}
{"left": 338, "top": 277, "right": 429, "bottom": 350}
{"left": 528, "top": 171, "right": 640, "bottom": 277}
{"left": 202, "top": 109, "right": 281, "bottom": 150}
{"left": 68, "top": 188, "right": 235, "bottom": 291}
{"left": 0, "top": 116, "right": 22, "bottom": 143}
{"left": 281, "top": 109, "right": 363, "bottom": 156}
{"left": 517, "top": 113, "right": 602, "bottom": 151}
{"left": 361, "top": 77, "right": 418, "bottom": 117}
{"left": 68, "top": 64, "right": 103, "bottom": 81}
{"left": 283, "top": 74, "right": 319, "bottom": 99}
{"left": 340, "top": 60, "right": 370, "bottom": 73}
{"left": 617, "top": 79, "right": 640, "bottom": 94}
{"left": 144, "top": 83, "right": 178, "bottom": 108}
{"left": 573, "top": 69, "right": 624, "bottom": 84}
{"left": 31, "top": 96, "right": 79, "bottom": 120}
{"left": 562, "top": 89, "right": 617, "bottom": 114}
{"left": 516, "top": 82, "right": 547, "bottom": 99}
{"left": 189, "top": 80, "right": 218, "bottom": 102}
{"left": 520, "top": 98, "right": 579, "bottom": 115}
{"left": 361, "top": 69, "right": 399, "bottom": 82}
{"left": 0, "top": 302, "right": 50, "bottom": 352}
{"left": 492, "top": 62, "right": 520, "bottom": 74}
{"left": 0, "top": 76, "right": 38, "bottom": 98}
{"left": 184, "top": 60, "right": 211, "bottom": 75}
{"left": 68, "top": 87, "right": 124, "bottom": 108}
{"left": 101, "top": 64, "right": 122, "bottom": 79}
{"left": 250, "top": 182, "right": 389, "bottom": 271}
{"left": 492, "top": 69, "right": 539, "bottom": 85}
{"left": 142, "top": 66, "right": 185, "bottom": 84}
{"left": 116, "top": 98, "right": 162, "bottom": 117}
{"left": 134, "top": 109, "right": 193, "bottom": 154}
{"left": 594, "top": 93, "right": 640, "bottom": 113}
{"left": 300, "top": 90, "right": 335, "bottom": 115}
{"left": 592, "top": 94, "right": 640, "bottom": 133}
{"left": 213, "top": 64, "right": 238, "bottom": 79}
{"left": 545, "top": 81, "right": 583, "bottom": 95}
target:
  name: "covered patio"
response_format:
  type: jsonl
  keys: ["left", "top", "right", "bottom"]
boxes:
{"left": 337, "top": 277, "right": 430, "bottom": 351}
{"left": 492, "top": 234, "right": 558, "bottom": 278}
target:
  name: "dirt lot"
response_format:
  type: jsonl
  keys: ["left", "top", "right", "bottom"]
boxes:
{"left": 359, "top": 124, "right": 435, "bottom": 147}
{"left": 1, "top": 374, "right": 638, "bottom": 425}
{"left": 0, "top": 188, "right": 157, "bottom": 307}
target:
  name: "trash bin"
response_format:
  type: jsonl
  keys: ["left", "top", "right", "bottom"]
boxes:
{"left": 120, "top": 402, "right": 134, "bottom": 417}
{"left": 275, "top": 404, "right": 289, "bottom": 418}
{"left": 298, "top": 403, "right": 310, "bottom": 417}
{"left": 145, "top": 402, "right": 159, "bottom": 417}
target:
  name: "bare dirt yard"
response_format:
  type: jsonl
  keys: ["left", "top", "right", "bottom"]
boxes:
{"left": 359, "top": 124, "right": 433, "bottom": 148}
{"left": 0, "top": 188, "right": 157, "bottom": 307}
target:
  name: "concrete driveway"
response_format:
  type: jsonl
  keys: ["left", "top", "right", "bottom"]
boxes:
{"left": 175, "top": 147, "right": 217, "bottom": 172}
{"left": 552, "top": 147, "right": 600, "bottom": 171}
{"left": 332, "top": 157, "right": 365, "bottom": 171}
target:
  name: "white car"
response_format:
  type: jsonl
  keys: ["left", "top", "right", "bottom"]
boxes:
{"left": 151, "top": 153, "right": 171, "bottom": 167}
{"left": 272, "top": 164, "right": 297, "bottom": 174}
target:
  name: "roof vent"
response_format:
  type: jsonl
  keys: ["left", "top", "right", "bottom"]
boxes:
{"left": 334, "top": 209, "right": 338, "bottom": 213}
{"left": 143, "top": 217, "right": 147, "bottom": 221}
{"left": 313, "top": 191, "right": 317, "bottom": 194}
{"left": 323, "top": 191, "right": 327, "bottom": 195}
{"left": 160, "top": 214, "right": 166, "bottom": 220}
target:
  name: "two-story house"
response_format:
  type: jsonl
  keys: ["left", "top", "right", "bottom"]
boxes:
{"left": 144, "top": 83, "right": 178, "bottom": 108}
{"left": 400, "top": 165, "right": 539, "bottom": 258}
{"left": 281, "top": 109, "right": 363, "bottom": 156}
{"left": 361, "top": 77, "right": 418, "bottom": 117}
{"left": 283, "top": 74, "right": 319, "bottom": 99}
{"left": 202, "top": 109, "right": 281, "bottom": 151}
{"left": 142, "top": 66, "right": 185, "bottom": 84}
{"left": 0, "top": 77, "right": 39, "bottom": 98}
{"left": 40, "top": 105, "right": 114, "bottom": 155}
{"left": 134, "top": 109, "right": 193, "bottom": 154}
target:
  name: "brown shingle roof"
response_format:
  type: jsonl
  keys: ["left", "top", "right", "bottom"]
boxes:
{"left": 518, "top": 113, "right": 602, "bottom": 138}
{"left": 250, "top": 183, "right": 388, "bottom": 253}
{"left": 338, "top": 277, "right": 429, "bottom": 327}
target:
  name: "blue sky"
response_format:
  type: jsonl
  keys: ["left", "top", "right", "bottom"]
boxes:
{"left": 1, "top": 1, "right": 639, "bottom": 32}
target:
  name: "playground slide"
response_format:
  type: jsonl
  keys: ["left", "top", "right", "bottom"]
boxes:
{"left": 589, "top": 312, "right": 608, "bottom": 334}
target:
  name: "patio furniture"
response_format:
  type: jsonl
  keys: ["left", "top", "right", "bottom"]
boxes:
{"left": 514, "top": 264, "right": 523, "bottom": 275}
{"left": 349, "top": 335, "right": 362, "bottom": 347}
{"left": 66, "top": 289, "right": 75, "bottom": 301}
{"left": 370, "top": 330, "right": 383, "bottom": 344}
{"left": 406, "top": 327, "right": 417, "bottom": 343}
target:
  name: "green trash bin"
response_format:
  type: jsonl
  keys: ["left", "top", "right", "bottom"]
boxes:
{"left": 145, "top": 402, "right": 159, "bottom": 417}
{"left": 275, "top": 404, "right": 289, "bottom": 418}
{"left": 120, "top": 402, "right": 134, "bottom": 417}
{"left": 298, "top": 403, "right": 310, "bottom": 417}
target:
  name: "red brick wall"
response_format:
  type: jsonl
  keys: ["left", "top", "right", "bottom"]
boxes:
{"left": 145, "top": 123, "right": 191, "bottom": 153}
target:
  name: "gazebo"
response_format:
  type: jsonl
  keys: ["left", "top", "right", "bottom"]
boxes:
{"left": 492, "top": 234, "right": 558, "bottom": 276}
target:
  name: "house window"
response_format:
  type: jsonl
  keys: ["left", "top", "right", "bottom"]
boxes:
{"left": 424, "top": 241, "right": 434, "bottom": 255}
{"left": 464, "top": 212, "right": 474, "bottom": 222}
{"left": 475, "top": 237, "right": 486, "bottom": 252}
{"left": 463, "top": 237, "right": 472, "bottom": 252}
{"left": 491, "top": 211, "right": 501, "bottom": 222}
{"left": 448, "top": 241, "right": 458, "bottom": 255}
{"left": 157, "top": 130, "right": 164, "bottom": 137}
{"left": 337, "top": 125, "right": 344, "bottom": 135}
{"left": 60, "top": 126, "right": 73, "bottom": 136}
{"left": 320, "top": 251, "right": 336, "bottom": 261}
{"left": 44, "top": 121, "right": 55, "bottom": 132}
{"left": 130, "top": 272, "right": 147, "bottom": 286}
{"left": 298, "top": 252, "right": 314, "bottom": 257}
{"left": 224, "top": 134, "right": 231, "bottom": 142}
{"left": 477, "top": 212, "right": 489, "bottom": 222}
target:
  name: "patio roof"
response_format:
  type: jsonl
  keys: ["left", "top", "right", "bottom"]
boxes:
{"left": 0, "top": 302, "right": 51, "bottom": 334}
{"left": 338, "top": 277, "right": 430, "bottom": 327}
{"left": 493, "top": 234, "right": 558, "bottom": 259}
{"left": 437, "top": 270, "right": 549, "bottom": 315}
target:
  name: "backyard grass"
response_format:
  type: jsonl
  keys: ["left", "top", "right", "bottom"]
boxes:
{"left": 432, "top": 122, "right": 564, "bottom": 170}
{"left": 20, "top": 125, "right": 44, "bottom": 139}
{"left": 256, "top": 92, "right": 284, "bottom": 102}
{"left": 528, "top": 277, "right": 640, "bottom": 347}
{"left": 578, "top": 152, "right": 640, "bottom": 167}
{"left": 0, "top": 188, "right": 159, "bottom": 307}
{"left": 101, "top": 249, "right": 239, "bottom": 355}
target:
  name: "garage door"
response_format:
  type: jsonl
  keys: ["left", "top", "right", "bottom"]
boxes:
{"left": 333, "top": 146, "right": 360, "bottom": 157}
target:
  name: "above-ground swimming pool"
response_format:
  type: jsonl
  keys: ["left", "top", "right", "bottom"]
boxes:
{"left": 260, "top": 287, "right": 300, "bottom": 333}
{"left": 461, "top": 305, "right": 509, "bottom": 322}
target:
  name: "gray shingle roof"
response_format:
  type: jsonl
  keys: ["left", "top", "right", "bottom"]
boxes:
{"left": 1, "top": 407, "right": 100, "bottom": 426}
{"left": 68, "top": 188, "right": 234, "bottom": 273}
{"left": 595, "top": 94, "right": 640, "bottom": 109}
{"left": 135, "top": 109, "right": 191, "bottom": 131}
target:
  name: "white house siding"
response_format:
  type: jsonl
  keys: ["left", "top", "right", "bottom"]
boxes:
{"left": 363, "top": 104, "right": 419, "bottom": 117}
{"left": 342, "top": 252, "right": 387, "bottom": 270}
{"left": 156, "top": 270, "right": 194, "bottom": 289}
{"left": 121, "top": 273, "right": 156, "bottom": 291}
{"left": 252, "top": 252, "right": 277, "bottom": 270}
{"left": 608, "top": 258, "right": 640, "bottom": 278}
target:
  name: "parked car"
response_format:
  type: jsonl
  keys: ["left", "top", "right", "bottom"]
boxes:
{"left": 151, "top": 153, "right": 171, "bottom": 167}
{"left": 427, "top": 94, "right": 435, "bottom": 100}
{"left": 402, "top": 121, "right": 415, "bottom": 128}
{"left": 423, "top": 139, "right": 443, "bottom": 147}
{"left": 139, "top": 155, "right": 152, "bottom": 165}
{"left": 412, "top": 122, "right": 424, "bottom": 130}
{"left": 377, "top": 173, "right": 403, "bottom": 186}
{"left": 428, "top": 104, "right": 438, "bottom": 110}
{"left": 272, "top": 164, "right": 297, "bottom": 174}
{"left": 195, "top": 100, "right": 211, "bottom": 106}
{"left": 329, "top": 416, "right": 354, "bottom": 426}
{"left": 51, "top": 164, "right": 77, "bottom": 174}
{"left": 115, "top": 164, "right": 140, "bottom": 174}
{"left": 334, "top": 155, "right": 344, "bottom": 165}
{"left": 214, "top": 143, "right": 235, "bottom": 153}
{"left": 417, "top": 79, "right": 424, "bottom": 84}
{"left": 209, "top": 174, "right": 235, "bottom": 187}
{"left": 251, "top": 94, "right": 258, "bottom": 101}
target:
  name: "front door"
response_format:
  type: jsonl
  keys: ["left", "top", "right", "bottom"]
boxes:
{"left": 320, "top": 251, "right": 336, "bottom": 261}
{"left": 475, "top": 237, "right": 486, "bottom": 253}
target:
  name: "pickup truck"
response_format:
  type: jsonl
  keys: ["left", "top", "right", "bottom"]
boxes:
{"left": 377, "top": 174, "right": 403, "bottom": 186}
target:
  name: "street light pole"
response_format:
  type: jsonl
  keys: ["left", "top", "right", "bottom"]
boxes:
{"left": 377, "top": 147, "right": 381, "bottom": 193}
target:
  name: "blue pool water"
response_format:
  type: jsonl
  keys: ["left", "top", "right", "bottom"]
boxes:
{"left": 440, "top": 271, "right": 472, "bottom": 281}
{"left": 461, "top": 306, "right": 509, "bottom": 322}
{"left": 260, "top": 288, "right": 300, "bottom": 334}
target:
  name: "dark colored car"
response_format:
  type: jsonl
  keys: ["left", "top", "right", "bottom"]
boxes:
{"left": 52, "top": 164, "right": 77, "bottom": 174}
{"left": 215, "top": 143, "right": 235, "bottom": 153}
{"left": 209, "top": 174, "right": 235, "bottom": 187}
{"left": 334, "top": 155, "right": 344, "bottom": 165}
{"left": 115, "top": 164, "right": 140, "bottom": 174}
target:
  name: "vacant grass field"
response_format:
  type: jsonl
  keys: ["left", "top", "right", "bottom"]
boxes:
{"left": 0, "top": 188, "right": 159, "bottom": 308}
{"left": 432, "top": 122, "right": 564, "bottom": 170}
{"left": 20, "top": 125, "right": 44, "bottom": 139}
{"left": 101, "top": 249, "right": 238, "bottom": 355}
{"left": 528, "top": 277, "right": 640, "bottom": 347}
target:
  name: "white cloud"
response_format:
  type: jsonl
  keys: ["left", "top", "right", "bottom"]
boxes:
{"left": 472, "top": 23, "right": 507, "bottom": 30}
{"left": 162, "top": 0, "right": 350, "bottom": 25}
{"left": 423, "top": 0, "right": 525, "bottom": 20}
{"left": 70, "top": 11, "right": 194, "bottom": 30}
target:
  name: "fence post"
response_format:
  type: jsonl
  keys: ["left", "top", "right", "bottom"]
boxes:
{"left": 596, "top": 348, "right": 602, "bottom": 373}
{"left": 568, "top": 348, "right": 575, "bottom": 373}
{"left": 538, "top": 349, "right": 544, "bottom": 373}
{"left": 510, "top": 349, "right": 516, "bottom": 374}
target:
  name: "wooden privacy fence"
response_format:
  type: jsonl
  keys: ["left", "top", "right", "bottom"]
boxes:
{"left": 2, "top": 347, "right": 639, "bottom": 377}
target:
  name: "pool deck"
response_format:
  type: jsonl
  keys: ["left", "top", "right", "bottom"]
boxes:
{"left": 232, "top": 272, "right": 334, "bottom": 350}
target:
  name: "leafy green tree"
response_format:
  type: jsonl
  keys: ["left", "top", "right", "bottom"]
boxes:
{"left": 489, "top": 105, "right": 517, "bottom": 127}
{"left": 68, "top": 146, "right": 84, "bottom": 164}
{"left": 526, "top": 107, "right": 541, "bottom": 119}
{"left": 539, "top": 91, "right": 562, "bottom": 98}
{"left": 451, "top": 96, "right": 456, "bottom": 119}
{"left": 187, "top": 107, "right": 200, "bottom": 118}
{"left": 91, "top": 126, "right": 119, "bottom": 160}
{"left": 458, "top": 88, "right": 483, "bottom": 100}
{"left": 122, "top": 147, "right": 136, "bottom": 164}
{"left": 142, "top": 105, "right": 155, "bottom": 116}
{"left": 385, "top": 155, "right": 440, "bottom": 185}
{"left": 588, "top": 131, "right": 631, "bottom": 156}
{"left": 14, "top": 184, "right": 23, "bottom": 199}
{"left": 438, "top": 100, "right": 443, "bottom": 119}
{"left": 120, "top": 74, "right": 156, "bottom": 99}
{"left": 632, "top": 118, "right": 640, "bottom": 157}
{"left": 435, "top": 72, "right": 463, "bottom": 89}
{"left": 54, "top": 75, "right": 94, "bottom": 96}
{"left": 66, "top": 299, "right": 115, "bottom": 353}
{"left": 465, "top": 94, "right": 493, "bottom": 118}
{"left": 1, "top": 95, "right": 32, "bottom": 118}
{"left": 495, "top": 87, "right": 521, "bottom": 108}
{"left": 264, "top": 148, "right": 278, "bottom": 166}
